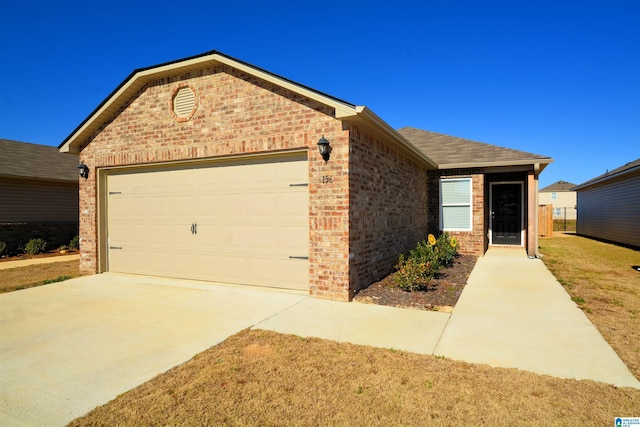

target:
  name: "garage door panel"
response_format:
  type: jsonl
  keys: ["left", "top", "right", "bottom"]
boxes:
{"left": 279, "top": 225, "right": 308, "bottom": 253}
{"left": 278, "top": 191, "right": 308, "bottom": 217}
{"left": 106, "top": 154, "right": 308, "bottom": 290}
{"left": 109, "top": 248, "right": 194, "bottom": 278}
{"left": 249, "top": 192, "right": 277, "bottom": 216}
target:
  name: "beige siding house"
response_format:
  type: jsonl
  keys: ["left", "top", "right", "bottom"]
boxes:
{"left": 0, "top": 139, "right": 79, "bottom": 254}
{"left": 539, "top": 180, "right": 577, "bottom": 220}
{"left": 59, "top": 50, "right": 552, "bottom": 301}
{"left": 574, "top": 159, "right": 640, "bottom": 248}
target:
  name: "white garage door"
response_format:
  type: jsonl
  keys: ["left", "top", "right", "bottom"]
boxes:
{"left": 106, "top": 153, "right": 309, "bottom": 290}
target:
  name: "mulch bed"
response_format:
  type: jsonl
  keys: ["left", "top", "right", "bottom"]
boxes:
{"left": 353, "top": 254, "right": 478, "bottom": 312}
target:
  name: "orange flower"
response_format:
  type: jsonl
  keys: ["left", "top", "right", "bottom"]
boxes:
{"left": 428, "top": 234, "right": 436, "bottom": 246}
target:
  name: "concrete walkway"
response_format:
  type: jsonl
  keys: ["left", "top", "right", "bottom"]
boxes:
{"left": 0, "top": 254, "right": 80, "bottom": 270}
{"left": 255, "top": 247, "right": 640, "bottom": 389}
{"left": 432, "top": 247, "right": 640, "bottom": 388}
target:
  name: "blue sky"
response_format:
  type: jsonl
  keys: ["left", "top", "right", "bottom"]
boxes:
{"left": 1, "top": 0, "right": 638, "bottom": 187}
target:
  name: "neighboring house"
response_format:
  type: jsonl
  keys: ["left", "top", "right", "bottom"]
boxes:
{"left": 59, "top": 50, "right": 552, "bottom": 301}
{"left": 573, "top": 159, "right": 640, "bottom": 248}
{"left": 0, "top": 139, "right": 79, "bottom": 253}
{"left": 539, "top": 180, "right": 577, "bottom": 220}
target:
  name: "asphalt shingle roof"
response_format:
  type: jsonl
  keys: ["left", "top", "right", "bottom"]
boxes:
{"left": 0, "top": 139, "right": 79, "bottom": 182}
{"left": 398, "top": 127, "right": 552, "bottom": 168}
{"left": 540, "top": 180, "right": 577, "bottom": 192}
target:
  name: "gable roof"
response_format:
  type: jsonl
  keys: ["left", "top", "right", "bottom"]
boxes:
{"left": 397, "top": 127, "right": 553, "bottom": 170}
{"left": 540, "top": 180, "right": 577, "bottom": 192}
{"left": 0, "top": 139, "right": 78, "bottom": 183}
{"left": 573, "top": 158, "right": 640, "bottom": 191}
{"left": 58, "top": 50, "right": 436, "bottom": 169}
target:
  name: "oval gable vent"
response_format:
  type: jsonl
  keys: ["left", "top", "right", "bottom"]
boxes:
{"left": 172, "top": 85, "right": 197, "bottom": 121}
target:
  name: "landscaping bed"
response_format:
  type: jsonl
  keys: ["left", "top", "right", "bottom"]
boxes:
{"left": 353, "top": 253, "right": 477, "bottom": 311}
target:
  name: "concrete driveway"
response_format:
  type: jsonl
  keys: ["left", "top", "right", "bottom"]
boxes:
{"left": 0, "top": 273, "right": 308, "bottom": 427}
{"left": 0, "top": 273, "right": 449, "bottom": 427}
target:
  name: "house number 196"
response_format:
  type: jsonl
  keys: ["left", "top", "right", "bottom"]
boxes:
{"left": 322, "top": 175, "right": 333, "bottom": 184}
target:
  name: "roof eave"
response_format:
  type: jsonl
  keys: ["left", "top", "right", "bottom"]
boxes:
{"left": 573, "top": 164, "right": 640, "bottom": 191}
{"left": 437, "top": 158, "right": 553, "bottom": 172}
{"left": 338, "top": 106, "right": 438, "bottom": 169}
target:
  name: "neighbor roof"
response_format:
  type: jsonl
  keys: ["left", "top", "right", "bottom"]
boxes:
{"left": 540, "top": 180, "right": 577, "bottom": 192}
{"left": 397, "top": 127, "right": 553, "bottom": 170}
{"left": 573, "top": 158, "right": 640, "bottom": 191}
{"left": 59, "top": 50, "right": 436, "bottom": 169}
{"left": 0, "top": 139, "right": 78, "bottom": 183}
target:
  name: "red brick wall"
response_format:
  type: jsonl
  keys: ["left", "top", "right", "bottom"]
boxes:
{"left": 348, "top": 125, "right": 430, "bottom": 296}
{"left": 431, "top": 169, "right": 486, "bottom": 256}
{"left": 77, "top": 65, "right": 349, "bottom": 298}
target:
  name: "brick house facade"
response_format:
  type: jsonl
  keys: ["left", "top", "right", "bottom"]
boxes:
{"left": 60, "top": 51, "right": 551, "bottom": 301}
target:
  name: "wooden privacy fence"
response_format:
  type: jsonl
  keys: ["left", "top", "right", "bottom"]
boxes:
{"left": 539, "top": 204, "right": 553, "bottom": 237}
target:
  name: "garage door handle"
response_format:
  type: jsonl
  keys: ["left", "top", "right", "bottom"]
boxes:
{"left": 289, "top": 183, "right": 308, "bottom": 187}
{"left": 110, "top": 246, "right": 123, "bottom": 250}
{"left": 289, "top": 256, "right": 309, "bottom": 260}
{"left": 191, "top": 223, "right": 198, "bottom": 235}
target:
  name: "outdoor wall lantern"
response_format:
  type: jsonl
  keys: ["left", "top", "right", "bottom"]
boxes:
{"left": 77, "top": 162, "right": 89, "bottom": 179}
{"left": 317, "top": 135, "right": 332, "bottom": 162}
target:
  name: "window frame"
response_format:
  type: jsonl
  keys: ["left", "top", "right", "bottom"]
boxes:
{"left": 440, "top": 177, "right": 473, "bottom": 232}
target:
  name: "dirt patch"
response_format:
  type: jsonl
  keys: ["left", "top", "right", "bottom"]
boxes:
{"left": 353, "top": 254, "right": 477, "bottom": 311}
{"left": 242, "top": 343, "right": 275, "bottom": 358}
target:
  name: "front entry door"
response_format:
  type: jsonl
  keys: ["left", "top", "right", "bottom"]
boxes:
{"left": 491, "top": 183, "right": 522, "bottom": 245}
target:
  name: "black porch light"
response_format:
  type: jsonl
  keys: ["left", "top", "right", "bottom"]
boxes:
{"left": 317, "top": 135, "right": 332, "bottom": 162}
{"left": 77, "top": 162, "right": 89, "bottom": 179}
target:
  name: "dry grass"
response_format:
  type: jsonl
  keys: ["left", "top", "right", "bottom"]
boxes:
{"left": 553, "top": 219, "right": 576, "bottom": 231}
{"left": 69, "top": 329, "right": 639, "bottom": 427}
{"left": 539, "top": 233, "right": 640, "bottom": 378}
{"left": 0, "top": 260, "right": 81, "bottom": 293}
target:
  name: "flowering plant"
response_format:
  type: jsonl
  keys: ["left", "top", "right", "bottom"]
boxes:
{"left": 394, "top": 232, "right": 460, "bottom": 291}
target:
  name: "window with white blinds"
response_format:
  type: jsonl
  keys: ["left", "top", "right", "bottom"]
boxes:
{"left": 441, "top": 178, "right": 472, "bottom": 231}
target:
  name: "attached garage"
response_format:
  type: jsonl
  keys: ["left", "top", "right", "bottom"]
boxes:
{"left": 59, "top": 50, "right": 440, "bottom": 301}
{"left": 103, "top": 152, "right": 309, "bottom": 290}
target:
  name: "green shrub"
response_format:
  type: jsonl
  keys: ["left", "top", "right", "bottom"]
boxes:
{"left": 395, "top": 237, "right": 442, "bottom": 291}
{"left": 394, "top": 233, "right": 460, "bottom": 292}
{"left": 69, "top": 235, "right": 80, "bottom": 250}
{"left": 435, "top": 232, "right": 458, "bottom": 266}
{"left": 0, "top": 241, "right": 6, "bottom": 256}
{"left": 24, "top": 238, "right": 47, "bottom": 255}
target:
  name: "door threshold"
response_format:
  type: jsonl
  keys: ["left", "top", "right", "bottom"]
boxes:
{"left": 489, "top": 244, "right": 524, "bottom": 249}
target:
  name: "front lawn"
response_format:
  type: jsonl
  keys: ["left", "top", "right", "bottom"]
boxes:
{"left": 539, "top": 233, "right": 640, "bottom": 379}
{"left": 0, "top": 260, "right": 81, "bottom": 293}
{"left": 69, "top": 329, "right": 638, "bottom": 426}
